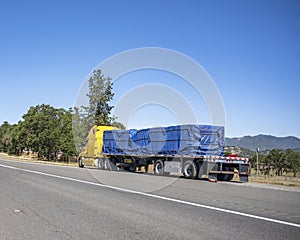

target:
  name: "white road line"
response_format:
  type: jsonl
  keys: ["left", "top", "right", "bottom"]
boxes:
{"left": 1, "top": 163, "right": 300, "bottom": 228}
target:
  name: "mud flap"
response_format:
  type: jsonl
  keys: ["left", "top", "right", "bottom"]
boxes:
{"left": 239, "top": 164, "right": 249, "bottom": 182}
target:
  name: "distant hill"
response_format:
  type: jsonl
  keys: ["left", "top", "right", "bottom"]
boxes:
{"left": 225, "top": 135, "right": 300, "bottom": 151}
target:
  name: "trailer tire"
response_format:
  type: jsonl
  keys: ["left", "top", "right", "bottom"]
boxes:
{"left": 217, "top": 174, "right": 225, "bottom": 181}
{"left": 217, "top": 167, "right": 234, "bottom": 181}
{"left": 98, "top": 158, "right": 104, "bottom": 170}
{"left": 183, "top": 161, "right": 198, "bottom": 179}
{"left": 154, "top": 160, "right": 168, "bottom": 175}
{"left": 223, "top": 167, "right": 234, "bottom": 181}
{"left": 225, "top": 174, "right": 234, "bottom": 181}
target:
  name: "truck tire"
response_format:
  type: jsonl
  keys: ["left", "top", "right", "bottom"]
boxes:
{"left": 154, "top": 160, "right": 165, "bottom": 175}
{"left": 223, "top": 167, "right": 234, "bottom": 181}
{"left": 78, "top": 157, "right": 84, "bottom": 168}
{"left": 183, "top": 161, "right": 198, "bottom": 179}
{"left": 223, "top": 167, "right": 234, "bottom": 182}
{"left": 104, "top": 159, "right": 112, "bottom": 170}
{"left": 217, "top": 167, "right": 234, "bottom": 181}
{"left": 98, "top": 158, "right": 104, "bottom": 170}
{"left": 104, "top": 159, "right": 117, "bottom": 171}
{"left": 225, "top": 174, "right": 234, "bottom": 181}
{"left": 217, "top": 174, "right": 225, "bottom": 181}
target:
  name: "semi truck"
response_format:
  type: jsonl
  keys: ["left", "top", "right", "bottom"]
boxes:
{"left": 78, "top": 125, "right": 250, "bottom": 182}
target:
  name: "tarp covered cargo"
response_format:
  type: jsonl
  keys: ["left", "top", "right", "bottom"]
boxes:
{"left": 102, "top": 125, "right": 225, "bottom": 157}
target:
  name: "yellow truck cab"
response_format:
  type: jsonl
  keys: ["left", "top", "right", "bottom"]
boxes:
{"left": 78, "top": 125, "right": 118, "bottom": 167}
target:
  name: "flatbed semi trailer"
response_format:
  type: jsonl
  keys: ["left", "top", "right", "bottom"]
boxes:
{"left": 78, "top": 125, "right": 249, "bottom": 182}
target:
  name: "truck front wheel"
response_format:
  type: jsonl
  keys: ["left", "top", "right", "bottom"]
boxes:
{"left": 78, "top": 157, "right": 84, "bottom": 168}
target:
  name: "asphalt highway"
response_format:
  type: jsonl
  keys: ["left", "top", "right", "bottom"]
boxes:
{"left": 0, "top": 158, "right": 299, "bottom": 240}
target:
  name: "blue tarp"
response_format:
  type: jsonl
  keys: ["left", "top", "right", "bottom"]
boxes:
{"left": 102, "top": 125, "right": 225, "bottom": 157}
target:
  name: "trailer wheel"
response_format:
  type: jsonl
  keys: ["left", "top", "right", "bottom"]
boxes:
{"left": 225, "top": 174, "right": 234, "bottom": 181}
{"left": 223, "top": 167, "right": 234, "bottom": 182}
{"left": 223, "top": 167, "right": 234, "bottom": 181}
{"left": 217, "top": 167, "right": 234, "bottom": 181}
{"left": 78, "top": 157, "right": 84, "bottom": 168}
{"left": 154, "top": 160, "right": 164, "bottom": 175}
{"left": 98, "top": 158, "right": 104, "bottom": 170}
{"left": 217, "top": 174, "right": 225, "bottom": 181}
{"left": 183, "top": 161, "right": 198, "bottom": 179}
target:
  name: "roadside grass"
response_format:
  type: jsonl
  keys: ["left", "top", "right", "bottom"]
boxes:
{"left": 244, "top": 168, "right": 300, "bottom": 187}
{"left": 248, "top": 175, "right": 300, "bottom": 188}
{"left": 0, "top": 152, "right": 78, "bottom": 167}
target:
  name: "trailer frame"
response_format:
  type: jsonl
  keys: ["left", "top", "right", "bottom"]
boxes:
{"left": 95, "top": 152, "right": 250, "bottom": 182}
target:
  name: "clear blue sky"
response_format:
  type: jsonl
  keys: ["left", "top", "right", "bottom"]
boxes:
{"left": 0, "top": 0, "right": 299, "bottom": 137}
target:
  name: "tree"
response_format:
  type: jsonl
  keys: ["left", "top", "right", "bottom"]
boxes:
{"left": 250, "top": 153, "right": 265, "bottom": 175}
{"left": 112, "top": 121, "right": 126, "bottom": 130}
{"left": 284, "top": 149, "right": 300, "bottom": 177}
{"left": 72, "top": 106, "right": 90, "bottom": 154}
{"left": 85, "top": 69, "right": 115, "bottom": 126}
{"left": 1, "top": 70, "right": 118, "bottom": 160}
{"left": 264, "top": 149, "right": 286, "bottom": 176}
{"left": 7, "top": 123, "right": 25, "bottom": 155}
{"left": 57, "top": 108, "right": 77, "bottom": 160}
{"left": 0, "top": 121, "right": 27, "bottom": 156}
{"left": 0, "top": 121, "right": 11, "bottom": 152}
{"left": 72, "top": 69, "right": 116, "bottom": 153}
{"left": 21, "top": 104, "right": 61, "bottom": 160}
{"left": 20, "top": 104, "right": 78, "bottom": 160}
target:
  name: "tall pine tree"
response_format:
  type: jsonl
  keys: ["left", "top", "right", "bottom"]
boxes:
{"left": 85, "top": 69, "right": 115, "bottom": 126}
